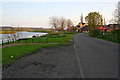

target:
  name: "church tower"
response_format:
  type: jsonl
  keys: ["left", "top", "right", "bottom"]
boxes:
{"left": 80, "top": 14, "right": 83, "bottom": 23}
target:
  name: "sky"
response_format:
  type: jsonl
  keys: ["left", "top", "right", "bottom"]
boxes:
{"left": 0, "top": 0, "right": 119, "bottom": 28}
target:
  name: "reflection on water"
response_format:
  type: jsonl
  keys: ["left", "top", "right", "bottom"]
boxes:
{"left": 0, "top": 31, "right": 47, "bottom": 44}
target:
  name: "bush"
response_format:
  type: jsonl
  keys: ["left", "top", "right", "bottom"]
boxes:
{"left": 89, "top": 29, "right": 102, "bottom": 37}
{"left": 111, "top": 29, "right": 120, "bottom": 34}
{"left": 41, "top": 32, "right": 66, "bottom": 38}
{"left": 110, "top": 30, "right": 120, "bottom": 43}
{"left": 89, "top": 29, "right": 120, "bottom": 43}
{"left": 64, "top": 32, "right": 75, "bottom": 34}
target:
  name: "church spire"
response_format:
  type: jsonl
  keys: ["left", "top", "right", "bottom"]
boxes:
{"left": 80, "top": 14, "right": 83, "bottom": 23}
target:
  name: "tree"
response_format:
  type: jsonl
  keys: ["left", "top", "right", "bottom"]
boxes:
{"left": 59, "top": 17, "right": 66, "bottom": 32}
{"left": 85, "top": 12, "right": 103, "bottom": 31}
{"left": 110, "top": 2, "right": 120, "bottom": 24}
{"left": 118, "top": 1, "right": 120, "bottom": 24}
{"left": 66, "top": 19, "right": 73, "bottom": 31}
{"left": 49, "top": 16, "right": 59, "bottom": 31}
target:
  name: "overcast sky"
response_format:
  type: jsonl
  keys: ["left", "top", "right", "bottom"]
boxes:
{"left": 0, "top": 0, "right": 119, "bottom": 28}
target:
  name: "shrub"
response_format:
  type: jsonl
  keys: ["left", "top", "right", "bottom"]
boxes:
{"left": 89, "top": 29, "right": 102, "bottom": 37}
{"left": 64, "top": 32, "right": 75, "bottom": 34}
{"left": 110, "top": 30, "right": 120, "bottom": 43}
{"left": 89, "top": 29, "right": 120, "bottom": 43}
{"left": 51, "top": 32, "right": 59, "bottom": 35}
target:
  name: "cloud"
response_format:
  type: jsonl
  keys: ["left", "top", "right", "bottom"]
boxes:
{"left": 1, "top": 0, "right": 119, "bottom": 3}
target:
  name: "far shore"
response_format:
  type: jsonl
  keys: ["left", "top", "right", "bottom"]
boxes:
{"left": 0, "top": 31, "right": 16, "bottom": 34}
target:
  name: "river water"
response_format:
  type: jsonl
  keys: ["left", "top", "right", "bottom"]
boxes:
{"left": 0, "top": 31, "right": 48, "bottom": 44}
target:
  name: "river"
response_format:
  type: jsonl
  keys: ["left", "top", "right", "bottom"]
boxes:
{"left": 0, "top": 31, "right": 48, "bottom": 44}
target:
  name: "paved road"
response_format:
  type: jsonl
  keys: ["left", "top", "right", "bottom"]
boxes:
{"left": 73, "top": 33, "right": 118, "bottom": 78}
{"left": 2, "top": 33, "right": 118, "bottom": 78}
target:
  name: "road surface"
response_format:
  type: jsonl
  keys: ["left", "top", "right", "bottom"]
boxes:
{"left": 2, "top": 33, "right": 118, "bottom": 78}
{"left": 73, "top": 33, "right": 118, "bottom": 78}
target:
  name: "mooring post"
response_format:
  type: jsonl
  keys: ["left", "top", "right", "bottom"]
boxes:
{"left": 2, "top": 41, "right": 3, "bottom": 45}
{"left": 13, "top": 39, "right": 14, "bottom": 43}
{"left": 8, "top": 40, "right": 9, "bottom": 44}
{"left": 46, "top": 38, "right": 48, "bottom": 43}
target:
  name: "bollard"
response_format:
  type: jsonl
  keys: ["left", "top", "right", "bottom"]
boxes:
{"left": 8, "top": 40, "right": 9, "bottom": 44}
{"left": 46, "top": 38, "right": 48, "bottom": 43}
{"left": 13, "top": 39, "right": 14, "bottom": 43}
{"left": 2, "top": 41, "right": 3, "bottom": 45}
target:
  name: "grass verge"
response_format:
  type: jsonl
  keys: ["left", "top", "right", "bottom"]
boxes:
{"left": 2, "top": 32, "right": 77, "bottom": 65}
{"left": 92, "top": 36, "right": 119, "bottom": 44}
{"left": 3, "top": 33, "right": 77, "bottom": 45}
{"left": 2, "top": 44, "right": 62, "bottom": 66}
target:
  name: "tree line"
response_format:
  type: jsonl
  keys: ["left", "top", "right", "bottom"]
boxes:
{"left": 110, "top": 2, "right": 120, "bottom": 24}
{"left": 49, "top": 16, "right": 74, "bottom": 32}
{"left": 50, "top": 2, "right": 119, "bottom": 32}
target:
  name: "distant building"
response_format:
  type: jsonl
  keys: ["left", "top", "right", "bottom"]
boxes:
{"left": 75, "top": 14, "right": 88, "bottom": 32}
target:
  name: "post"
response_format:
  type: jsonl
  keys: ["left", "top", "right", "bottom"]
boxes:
{"left": 46, "top": 38, "right": 48, "bottom": 43}
{"left": 8, "top": 40, "right": 9, "bottom": 44}
{"left": 13, "top": 39, "right": 14, "bottom": 43}
{"left": 2, "top": 41, "right": 3, "bottom": 45}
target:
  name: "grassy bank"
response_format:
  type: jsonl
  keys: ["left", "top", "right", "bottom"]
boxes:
{"left": 2, "top": 44, "right": 63, "bottom": 65}
{"left": 3, "top": 32, "right": 77, "bottom": 45}
{"left": 2, "top": 32, "right": 77, "bottom": 65}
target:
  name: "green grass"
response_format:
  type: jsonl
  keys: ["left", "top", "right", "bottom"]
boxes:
{"left": 2, "top": 44, "right": 62, "bottom": 65}
{"left": 2, "top": 32, "right": 77, "bottom": 65}
{"left": 93, "top": 36, "right": 119, "bottom": 44}
{"left": 3, "top": 33, "right": 77, "bottom": 45}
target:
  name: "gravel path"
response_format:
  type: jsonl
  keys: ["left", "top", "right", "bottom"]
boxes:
{"left": 2, "top": 45, "right": 81, "bottom": 78}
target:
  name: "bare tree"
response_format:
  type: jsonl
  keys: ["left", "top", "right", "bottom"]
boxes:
{"left": 49, "top": 16, "right": 59, "bottom": 31}
{"left": 110, "top": 2, "right": 120, "bottom": 24}
{"left": 118, "top": 1, "right": 120, "bottom": 24}
{"left": 59, "top": 17, "right": 66, "bottom": 32}
{"left": 66, "top": 19, "right": 73, "bottom": 31}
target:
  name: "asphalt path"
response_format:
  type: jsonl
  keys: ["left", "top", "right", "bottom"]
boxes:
{"left": 73, "top": 33, "right": 118, "bottom": 78}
